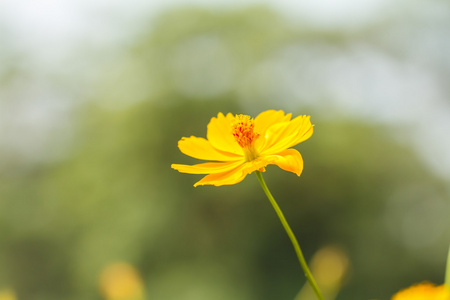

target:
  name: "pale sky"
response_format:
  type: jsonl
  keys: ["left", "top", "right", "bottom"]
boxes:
{"left": 0, "top": 0, "right": 393, "bottom": 61}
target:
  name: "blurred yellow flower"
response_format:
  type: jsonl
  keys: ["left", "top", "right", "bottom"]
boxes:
{"left": 0, "top": 289, "right": 16, "bottom": 300}
{"left": 295, "top": 246, "right": 349, "bottom": 300}
{"left": 99, "top": 262, "right": 145, "bottom": 300}
{"left": 392, "top": 283, "right": 450, "bottom": 300}
{"left": 172, "top": 110, "right": 313, "bottom": 186}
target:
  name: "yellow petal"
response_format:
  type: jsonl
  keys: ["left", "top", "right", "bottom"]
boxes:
{"left": 267, "top": 149, "right": 303, "bottom": 176}
{"left": 260, "top": 121, "right": 294, "bottom": 152}
{"left": 242, "top": 157, "right": 275, "bottom": 174}
{"left": 254, "top": 110, "right": 292, "bottom": 151}
{"left": 392, "top": 283, "right": 450, "bottom": 300}
{"left": 262, "top": 115, "right": 313, "bottom": 155}
{"left": 171, "top": 160, "right": 243, "bottom": 174}
{"left": 207, "top": 113, "right": 243, "bottom": 155}
{"left": 289, "top": 116, "right": 314, "bottom": 146}
{"left": 178, "top": 136, "right": 242, "bottom": 161}
{"left": 194, "top": 163, "right": 248, "bottom": 187}
{"left": 254, "top": 110, "right": 291, "bottom": 136}
{"left": 193, "top": 158, "right": 275, "bottom": 187}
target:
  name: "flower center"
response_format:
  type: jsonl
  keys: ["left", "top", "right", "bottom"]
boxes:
{"left": 232, "top": 114, "right": 260, "bottom": 161}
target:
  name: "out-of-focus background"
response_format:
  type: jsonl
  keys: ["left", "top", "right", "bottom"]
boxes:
{"left": 1, "top": 1, "right": 449, "bottom": 299}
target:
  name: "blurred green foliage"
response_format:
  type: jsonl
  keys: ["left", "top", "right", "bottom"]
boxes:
{"left": 0, "top": 5, "right": 449, "bottom": 300}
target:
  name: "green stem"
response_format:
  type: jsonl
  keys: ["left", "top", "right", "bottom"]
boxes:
{"left": 255, "top": 171, "right": 325, "bottom": 300}
{"left": 445, "top": 244, "right": 450, "bottom": 286}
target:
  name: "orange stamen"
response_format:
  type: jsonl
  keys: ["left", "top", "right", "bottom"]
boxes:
{"left": 232, "top": 114, "right": 259, "bottom": 148}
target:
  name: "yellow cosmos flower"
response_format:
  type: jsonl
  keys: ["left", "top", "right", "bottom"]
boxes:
{"left": 171, "top": 110, "right": 313, "bottom": 186}
{"left": 392, "top": 283, "right": 450, "bottom": 300}
{"left": 0, "top": 289, "right": 16, "bottom": 300}
{"left": 99, "top": 262, "right": 145, "bottom": 300}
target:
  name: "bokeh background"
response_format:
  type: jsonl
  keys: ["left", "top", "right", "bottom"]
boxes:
{"left": 1, "top": 1, "right": 450, "bottom": 299}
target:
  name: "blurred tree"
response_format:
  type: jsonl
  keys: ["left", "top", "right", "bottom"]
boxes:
{"left": 0, "top": 4, "right": 448, "bottom": 300}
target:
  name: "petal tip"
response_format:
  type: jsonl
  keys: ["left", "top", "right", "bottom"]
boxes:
{"left": 171, "top": 164, "right": 183, "bottom": 172}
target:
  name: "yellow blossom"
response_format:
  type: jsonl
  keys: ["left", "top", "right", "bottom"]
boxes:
{"left": 0, "top": 289, "right": 16, "bottom": 300}
{"left": 392, "top": 283, "right": 450, "bottom": 300}
{"left": 99, "top": 262, "right": 145, "bottom": 300}
{"left": 171, "top": 110, "right": 313, "bottom": 186}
